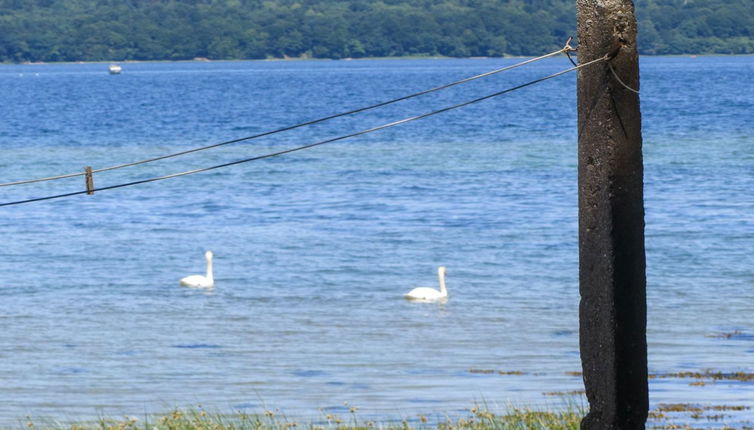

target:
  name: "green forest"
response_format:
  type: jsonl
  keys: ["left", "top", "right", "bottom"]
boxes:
{"left": 1, "top": 0, "right": 753, "bottom": 62}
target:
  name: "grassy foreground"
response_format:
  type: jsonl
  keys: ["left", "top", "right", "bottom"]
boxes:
{"left": 19, "top": 407, "right": 582, "bottom": 430}
{"left": 16, "top": 400, "right": 754, "bottom": 430}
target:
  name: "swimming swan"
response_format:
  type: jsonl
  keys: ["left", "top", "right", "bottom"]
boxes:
{"left": 180, "top": 250, "right": 214, "bottom": 288}
{"left": 405, "top": 266, "right": 447, "bottom": 301}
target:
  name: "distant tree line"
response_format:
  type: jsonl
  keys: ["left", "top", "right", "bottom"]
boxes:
{"left": 636, "top": 0, "right": 754, "bottom": 54}
{"left": 0, "top": 0, "right": 752, "bottom": 62}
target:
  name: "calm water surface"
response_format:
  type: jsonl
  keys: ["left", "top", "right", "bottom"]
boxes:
{"left": 1, "top": 56, "right": 752, "bottom": 426}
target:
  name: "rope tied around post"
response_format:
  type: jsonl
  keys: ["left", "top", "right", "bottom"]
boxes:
{"left": 563, "top": 36, "right": 579, "bottom": 67}
{"left": 604, "top": 37, "right": 640, "bottom": 95}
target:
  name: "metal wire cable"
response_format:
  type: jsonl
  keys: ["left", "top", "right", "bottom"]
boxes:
{"left": 0, "top": 43, "right": 574, "bottom": 188}
{"left": 608, "top": 64, "right": 640, "bottom": 94}
{"left": 0, "top": 54, "right": 606, "bottom": 208}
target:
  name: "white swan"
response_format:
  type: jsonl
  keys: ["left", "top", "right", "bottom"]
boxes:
{"left": 405, "top": 266, "right": 447, "bottom": 302}
{"left": 180, "top": 250, "right": 214, "bottom": 288}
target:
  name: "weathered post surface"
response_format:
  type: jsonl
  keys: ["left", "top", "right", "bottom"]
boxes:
{"left": 577, "top": 0, "right": 647, "bottom": 429}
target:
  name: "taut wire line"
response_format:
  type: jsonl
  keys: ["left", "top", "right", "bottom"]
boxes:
{"left": 0, "top": 42, "right": 575, "bottom": 188}
{"left": 0, "top": 54, "right": 606, "bottom": 209}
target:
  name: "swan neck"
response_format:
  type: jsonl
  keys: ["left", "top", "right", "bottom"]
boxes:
{"left": 438, "top": 269, "right": 447, "bottom": 296}
{"left": 206, "top": 256, "right": 214, "bottom": 283}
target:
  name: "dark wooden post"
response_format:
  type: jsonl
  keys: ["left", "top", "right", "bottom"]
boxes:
{"left": 85, "top": 166, "right": 95, "bottom": 195}
{"left": 577, "top": 0, "right": 647, "bottom": 429}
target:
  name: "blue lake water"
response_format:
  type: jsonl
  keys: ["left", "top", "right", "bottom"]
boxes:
{"left": 1, "top": 56, "right": 753, "bottom": 426}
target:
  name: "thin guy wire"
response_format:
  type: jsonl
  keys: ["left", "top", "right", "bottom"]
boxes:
{"left": 0, "top": 46, "right": 573, "bottom": 188}
{"left": 0, "top": 55, "right": 606, "bottom": 208}
{"left": 608, "top": 64, "right": 640, "bottom": 94}
{"left": 565, "top": 49, "right": 579, "bottom": 67}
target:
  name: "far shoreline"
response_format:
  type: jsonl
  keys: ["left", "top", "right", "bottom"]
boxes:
{"left": 5, "top": 52, "right": 754, "bottom": 67}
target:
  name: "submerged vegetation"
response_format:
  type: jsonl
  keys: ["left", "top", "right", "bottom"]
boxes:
{"left": 22, "top": 366, "right": 745, "bottom": 430}
{"left": 0, "top": 0, "right": 753, "bottom": 62}
{"left": 12, "top": 366, "right": 754, "bottom": 429}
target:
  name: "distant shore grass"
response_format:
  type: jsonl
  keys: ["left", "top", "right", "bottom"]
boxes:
{"left": 16, "top": 406, "right": 583, "bottom": 430}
